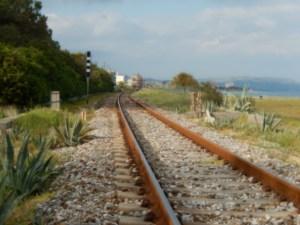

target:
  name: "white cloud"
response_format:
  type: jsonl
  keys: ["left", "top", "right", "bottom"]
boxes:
{"left": 44, "top": 1, "right": 300, "bottom": 79}
{"left": 189, "top": 3, "right": 300, "bottom": 55}
{"left": 47, "top": 13, "right": 73, "bottom": 33}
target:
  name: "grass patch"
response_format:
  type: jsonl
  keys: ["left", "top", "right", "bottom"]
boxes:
{"left": 256, "top": 97, "right": 300, "bottom": 130}
{"left": 0, "top": 106, "right": 18, "bottom": 119}
{"left": 14, "top": 108, "right": 66, "bottom": 137}
{"left": 264, "top": 131, "right": 299, "bottom": 149}
{"left": 209, "top": 114, "right": 300, "bottom": 154}
{"left": 5, "top": 192, "right": 53, "bottom": 225}
{"left": 133, "top": 88, "right": 190, "bottom": 113}
{"left": 62, "top": 92, "right": 113, "bottom": 113}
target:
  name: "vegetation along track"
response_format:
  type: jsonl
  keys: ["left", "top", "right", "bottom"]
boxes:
{"left": 117, "top": 94, "right": 300, "bottom": 225}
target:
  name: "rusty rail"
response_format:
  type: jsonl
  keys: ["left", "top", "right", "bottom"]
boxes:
{"left": 117, "top": 94, "right": 181, "bottom": 225}
{"left": 130, "top": 96, "right": 300, "bottom": 210}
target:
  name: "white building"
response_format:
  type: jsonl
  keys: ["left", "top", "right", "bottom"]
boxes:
{"left": 115, "top": 72, "right": 126, "bottom": 85}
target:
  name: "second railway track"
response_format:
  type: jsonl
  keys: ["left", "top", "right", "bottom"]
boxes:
{"left": 117, "top": 94, "right": 300, "bottom": 225}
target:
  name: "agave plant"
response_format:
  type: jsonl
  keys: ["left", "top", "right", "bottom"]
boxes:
{"left": 0, "top": 134, "right": 57, "bottom": 224}
{"left": 234, "top": 86, "right": 254, "bottom": 113}
{"left": 0, "top": 176, "right": 23, "bottom": 225}
{"left": 259, "top": 112, "right": 282, "bottom": 133}
{"left": 55, "top": 117, "right": 94, "bottom": 147}
{"left": 1, "top": 134, "right": 57, "bottom": 196}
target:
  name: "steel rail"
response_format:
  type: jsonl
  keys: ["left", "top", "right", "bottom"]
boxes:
{"left": 130, "top": 96, "right": 300, "bottom": 210}
{"left": 116, "top": 94, "right": 181, "bottom": 225}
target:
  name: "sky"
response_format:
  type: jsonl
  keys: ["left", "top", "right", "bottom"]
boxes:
{"left": 41, "top": 0, "right": 300, "bottom": 81}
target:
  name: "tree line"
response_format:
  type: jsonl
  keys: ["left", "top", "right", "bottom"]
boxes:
{"left": 0, "top": 0, "right": 114, "bottom": 107}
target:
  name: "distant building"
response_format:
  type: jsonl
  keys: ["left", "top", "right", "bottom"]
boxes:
{"left": 225, "top": 82, "right": 235, "bottom": 89}
{"left": 129, "top": 74, "right": 143, "bottom": 90}
{"left": 127, "top": 78, "right": 133, "bottom": 87}
{"left": 115, "top": 72, "right": 126, "bottom": 85}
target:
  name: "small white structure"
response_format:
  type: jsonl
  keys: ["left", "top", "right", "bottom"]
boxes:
{"left": 51, "top": 91, "right": 60, "bottom": 111}
{"left": 225, "top": 82, "right": 235, "bottom": 89}
{"left": 115, "top": 72, "right": 126, "bottom": 85}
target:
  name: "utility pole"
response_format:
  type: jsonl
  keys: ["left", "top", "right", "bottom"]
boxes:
{"left": 86, "top": 51, "right": 91, "bottom": 104}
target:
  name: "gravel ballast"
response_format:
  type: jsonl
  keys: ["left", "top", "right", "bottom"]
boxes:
{"left": 124, "top": 98, "right": 299, "bottom": 225}
{"left": 152, "top": 107, "right": 300, "bottom": 187}
{"left": 36, "top": 100, "right": 120, "bottom": 225}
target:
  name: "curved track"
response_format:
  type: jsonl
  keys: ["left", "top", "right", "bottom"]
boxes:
{"left": 117, "top": 94, "right": 300, "bottom": 225}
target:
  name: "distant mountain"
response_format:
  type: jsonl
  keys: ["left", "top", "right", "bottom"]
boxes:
{"left": 231, "top": 78, "right": 300, "bottom": 92}
{"left": 144, "top": 78, "right": 169, "bottom": 86}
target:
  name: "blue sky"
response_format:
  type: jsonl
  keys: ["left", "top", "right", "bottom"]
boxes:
{"left": 41, "top": 0, "right": 300, "bottom": 81}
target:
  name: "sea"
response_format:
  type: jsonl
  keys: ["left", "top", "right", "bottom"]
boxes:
{"left": 223, "top": 90, "right": 300, "bottom": 98}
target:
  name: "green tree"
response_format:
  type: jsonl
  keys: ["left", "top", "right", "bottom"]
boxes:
{"left": 0, "top": 1, "right": 114, "bottom": 107}
{"left": 199, "top": 82, "right": 223, "bottom": 106}
{"left": 0, "top": 44, "right": 49, "bottom": 106}
{"left": 0, "top": 0, "right": 54, "bottom": 48}
{"left": 171, "top": 72, "right": 199, "bottom": 92}
{"left": 90, "top": 67, "right": 114, "bottom": 93}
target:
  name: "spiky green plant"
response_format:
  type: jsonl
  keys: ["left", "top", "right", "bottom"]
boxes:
{"left": 55, "top": 117, "right": 94, "bottom": 147}
{"left": 0, "top": 134, "right": 57, "bottom": 225}
{"left": 1, "top": 134, "right": 57, "bottom": 196}
{"left": 234, "top": 86, "right": 255, "bottom": 113}
{"left": 259, "top": 112, "right": 282, "bottom": 132}
{"left": 0, "top": 177, "right": 24, "bottom": 225}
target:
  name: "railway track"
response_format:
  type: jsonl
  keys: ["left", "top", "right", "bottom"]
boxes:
{"left": 116, "top": 94, "right": 300, "bottom": 225}
{"left": 116, "top": 95, "right": 181, "bottom": 225}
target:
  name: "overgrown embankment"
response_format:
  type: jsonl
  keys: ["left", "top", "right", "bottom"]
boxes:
{"left": 134, "top": 88, "right": 300, "bottom": 155}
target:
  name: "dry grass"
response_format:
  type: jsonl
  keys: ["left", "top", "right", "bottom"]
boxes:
{"left": 0, "top": 106, "right": 18, "bottom": 119}
{"left": 133, "top": 88, "right": 190, "bottom": 113}
{"left": 62, "top": 92, "right": 113, "bottom": 113}
{"left": 6, "top": 192, "right": 53, "bottom": 225}
{"left": 255, "top": 97, "right": 300, "bottom": 129}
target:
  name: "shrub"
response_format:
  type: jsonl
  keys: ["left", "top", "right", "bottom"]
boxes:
{"left": 55, "top": 117, "right": 94, "bottom": 147}
{"left": 199, "top": 82, "right": 223, "bottom": 106}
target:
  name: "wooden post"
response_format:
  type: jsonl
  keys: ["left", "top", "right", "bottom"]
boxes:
{"left": 197, "top": 92, "right": 203, "bottom": 117}
{"left": 190, "top": 92, "right": 196, "bottom": 112}
{"left": 80, "top": 111, "right": 87, "bottom": 121}
{"left": 190, "top": 92, "right": 203, "bottom": 118}
{"left": 51, "top": 91, "right": 60, "bottom": 111}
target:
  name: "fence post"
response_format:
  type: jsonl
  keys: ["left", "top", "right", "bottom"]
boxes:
{"left": 51, "top": 91, "right": 60, "bottom": 111}
{"left": 190, "top": 92, "right": 203, "bottom": 118}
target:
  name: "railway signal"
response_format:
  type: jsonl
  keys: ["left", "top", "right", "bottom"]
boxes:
{"left": 86, "top": 51, "right": 91, "bottom": 104}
